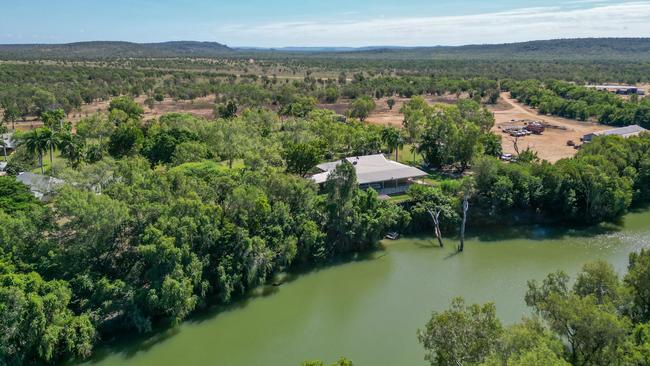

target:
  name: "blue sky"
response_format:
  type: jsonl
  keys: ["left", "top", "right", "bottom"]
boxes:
{"left": 1, "top": 0, "right": 649, "bottom": 46}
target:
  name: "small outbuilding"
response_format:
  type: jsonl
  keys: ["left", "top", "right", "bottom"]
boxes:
{"left": 1, "top": 133, "right": 15, "bottom": 154}
{"left": 311, "top": 154, "right": 427, "bottom": 195}
{"left": 582, "top": 125, "right": 647, "bottom": 143}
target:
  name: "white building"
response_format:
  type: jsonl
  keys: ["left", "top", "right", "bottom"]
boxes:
{"left": 16, "top": 172, "right": 65, "bottom": 201}
{"left": 311, "top": 154, "right": 427, "bottom": 195}
{"left": 583, "top": 125, "right": 647, "bottom": 143}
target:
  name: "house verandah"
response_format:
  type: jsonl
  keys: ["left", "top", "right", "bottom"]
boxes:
{"left": 311, "top": 154, "right": 428, "bottom": 196}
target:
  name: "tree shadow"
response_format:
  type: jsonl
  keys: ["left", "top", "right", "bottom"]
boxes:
{"left": 74, "top": 248, "right": 388, "bottom": 365}
{"left": 443, "top": 250, "right": 463, "bottom": 260}
{"left": 467, "top": 220, "right": 624, "bottom": 243}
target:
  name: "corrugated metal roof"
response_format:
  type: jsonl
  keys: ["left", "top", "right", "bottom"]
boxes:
{"left": 1, "top": 134, "right": 15, "bottom": 149}
{"left": 597, "top": 125, "right": 647, "bottom": 137}
{"left": 312, "top": 154, "right": 427, "bottom": 185}
{"left": 16, "top": 172, "right": 64, "bottom": 200}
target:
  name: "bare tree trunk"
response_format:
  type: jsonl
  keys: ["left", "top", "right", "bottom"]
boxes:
{"left": 49, "top": 144, "right": 54, "bottom": 174}
{"left": 39, "top": 151, "right": 44, "bottom": 174}
{"left": 427, "top": 208, "right": 444, "bottom": 248}
{"left": 459, "top": 194, "right": 469, "bottom": 253}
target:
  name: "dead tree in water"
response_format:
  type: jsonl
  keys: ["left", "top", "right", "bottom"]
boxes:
{"left": 458, "top": 193, "right": 470, "bottom": 253}
{"left": 427, "top": 208, "right": 444, "bottom": 247}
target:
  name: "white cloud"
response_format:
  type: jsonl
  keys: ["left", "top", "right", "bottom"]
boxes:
{"left": 217, "top": 1, "right": 650, "bottom": 47}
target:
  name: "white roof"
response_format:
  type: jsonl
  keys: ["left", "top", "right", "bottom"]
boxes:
{"left": 311, "top": 154, "right": 427, "bottom": 185}
{"left": 595, "top": 125, "right": 647, "bottom": 137}
{"left": 16, "top": 172, "right": 64, "bottom": 200}
{"left": 1, "top": 134, "right": 15, "bottom": 149}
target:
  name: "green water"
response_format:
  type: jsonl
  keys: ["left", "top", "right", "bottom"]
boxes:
{"left": 83, "top": 210, "right": 650, "bottom": 366}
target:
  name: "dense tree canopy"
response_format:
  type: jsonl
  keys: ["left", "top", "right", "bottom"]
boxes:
{"left": 420, "top": 252, "right": 650, "bottom": 366}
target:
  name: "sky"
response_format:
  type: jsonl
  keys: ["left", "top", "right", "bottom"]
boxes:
{"left": 1, "top": 0, "right": 650, "bottom": 47}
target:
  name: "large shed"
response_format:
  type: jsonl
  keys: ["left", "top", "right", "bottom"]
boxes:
{"left": 583, "top": 125, "right": 647, "bottom": 143}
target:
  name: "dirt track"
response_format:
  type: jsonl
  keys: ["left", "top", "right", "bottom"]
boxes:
{"left": 491, "top": 93, "right": 609, "bottom": 162}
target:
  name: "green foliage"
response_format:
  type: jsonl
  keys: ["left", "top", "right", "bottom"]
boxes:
{"left": 425, "top": 254, "right": 650, "bottom": 366}
{"left": 481, "top": 318, "right": 568, "bottom": 366}
{"left": 418, "top": 297, "right": 503, "bottom": 366}
{"left": 480, "top": 132, "right": 503, "bottom": 158}
{"left": 281, "top": 96, "right": 317, "bottom": 118}
{"left": 283, "top": 142, "right": 322, "bottom": 177}
{"left": 108, "top": 96, "right": 144, "bottom": 120}
{"left": 525, "top": 269, "right": 631, "bottom": 366}
{"left": 407, "top": 184, "right": 459, "bottom": 232}
{"left": 108, "top": 121, "right": 144, "bottom": 158}
{"left": 215, "top": 100, "right": 238, "bottom": 119}
{"left": 508, "top": 80, "right": 650, "bottom": 128}
{"left": 321, "top": 87, "right": 340, "bottom": 104}
{"left": 626, "top": 249, "right": 650, "bottom": 323}
{"left": 0, "top": 260, "right": 95, "bottom": 365}
{"left": 0, "top": 176, "right": 39, "bottom": 214}
{"left": 415, "top": 103, "right": 488, "bottom": 170}
{"left": 347, "top": 96, "right": 375, "bottom": 121}
{"left": 41, "top": 109, "right": 65, "bottom": 130}
{"left": 141, "top": 127, "right": 197, "bottom": 165}
{"left": 302, "top": 358, "right": 354, "bottom": 366}
{"left": 76, "top": 114, "right": 115, "bottom": 141}
{"left": 472, "top": 144, "right": 639, "bottom": 223}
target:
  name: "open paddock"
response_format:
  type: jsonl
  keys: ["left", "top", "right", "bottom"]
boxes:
{"left": 490, "top": 93, "right": 610, "bottom": 162}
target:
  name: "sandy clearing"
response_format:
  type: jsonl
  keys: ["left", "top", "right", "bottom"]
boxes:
{"left": 6, "top": 95, "right": 217, "bottom": 132}
{"left": 318, "top": 94, "right": 459, "bottom": 128}
{"left": 490, "top": 93, "right": 610, "bottom": 163}
{"left": 364, "top": 95, "right": 458, "bottom": 127}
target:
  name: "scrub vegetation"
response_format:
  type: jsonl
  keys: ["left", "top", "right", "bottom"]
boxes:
{"left": 2, "top": 38, "right": 650, "bottom": 365}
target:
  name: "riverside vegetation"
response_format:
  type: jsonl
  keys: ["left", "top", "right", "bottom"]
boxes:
{"left": 2, "top": 42, "right": 650, "bottom": 365}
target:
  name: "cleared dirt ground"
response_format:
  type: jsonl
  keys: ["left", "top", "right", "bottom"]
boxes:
{"left": 490, "top": 93, "right": 610, "bottom": 162}
{"left": 6, "top": 92, "right": 611, "bottom": 163}
{"left": 8, "top": 95, "right": 217, "bottom": 131}
{"left": 318, "top": 94, "right": 459, "bottom": 128}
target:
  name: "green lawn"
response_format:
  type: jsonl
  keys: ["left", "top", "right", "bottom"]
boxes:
{"left": 395, "top": 144, "right": 423, "bottom": 166}
{"left": 30, "top": 150, "right": 66, "bottom": 175}
{"left": 386, "top": 193, "right": 411, "bottom": 204}
{"left": 215, "top": 159, "right": 245, "bottom": 169}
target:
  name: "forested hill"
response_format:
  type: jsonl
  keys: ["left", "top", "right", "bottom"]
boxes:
{"left": 280, "top": 38, "right": 650, "bottom": 61}
{"left": 0, "top": 41, "right": 233, "bottom": 59}
{"left": 2, "top": 38, "right": 650, "bottom": 61}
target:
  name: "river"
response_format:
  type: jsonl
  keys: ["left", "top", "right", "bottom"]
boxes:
{"left": 81, "top": 210, "right": 650, "bottom": 366}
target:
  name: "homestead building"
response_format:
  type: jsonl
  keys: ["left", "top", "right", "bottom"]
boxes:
{"left": 311, "top": 154, "right": 427, "bottom": 195}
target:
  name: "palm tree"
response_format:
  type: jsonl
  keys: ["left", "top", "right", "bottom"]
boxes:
{"left": 21, "top": 128, "right": 50, "bottom": 174}
{"left": 381, "top": 127, "right": 405, "bottom": 162}
{"left": 0, "top": 123, "right": 7, "bottom": 162}
{"left": 40, "top": 128, "right": 58, "bottom": 173}
{"left": 1, "top": 138, "right": 6, "bottom": 163}
{"left": 58, "top": 129, "right": 85, "bottom": 168}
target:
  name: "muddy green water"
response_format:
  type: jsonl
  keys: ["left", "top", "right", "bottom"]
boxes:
{"left": 82, "top": 210, "right": 650, "bottom": 366}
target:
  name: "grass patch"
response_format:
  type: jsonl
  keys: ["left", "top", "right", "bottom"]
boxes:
{"left": 393, "top": 144, "right": 423, "bottom": 166}
{"left": 386, "top": 193, "right": 412, "bottom": 204}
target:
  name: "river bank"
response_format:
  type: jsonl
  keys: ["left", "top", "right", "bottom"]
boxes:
{"left": 77, "top": 209, "right": 650, "bottom": 366}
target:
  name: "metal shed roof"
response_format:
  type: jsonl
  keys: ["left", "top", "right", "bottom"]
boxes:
{"left": 312, "top": 154, "right": 428, "bottom": 185}
{"left": 597, "top": 125, "right": 647, "bottom": 137}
